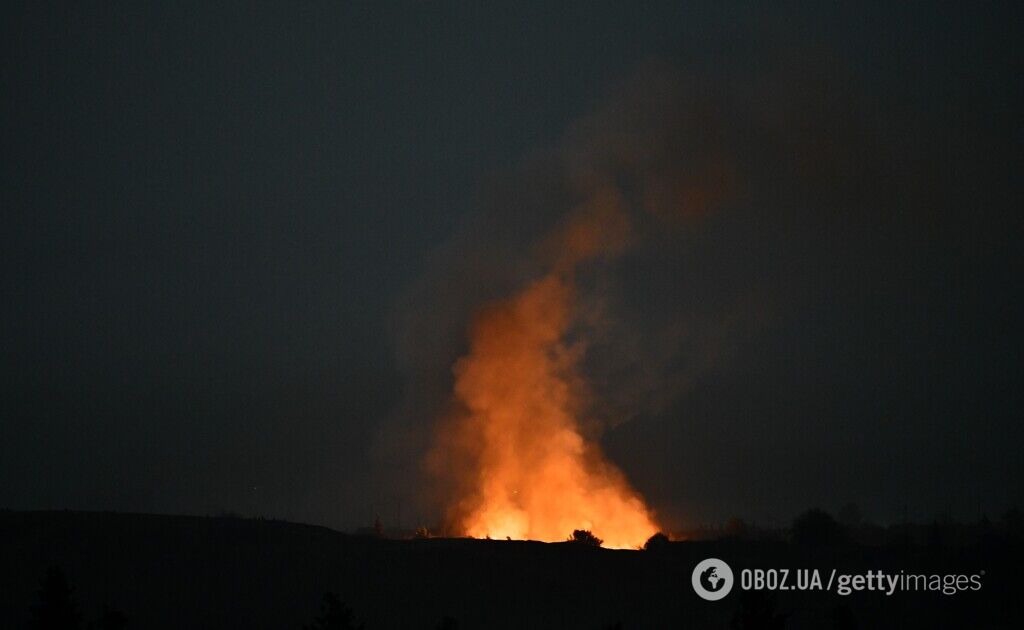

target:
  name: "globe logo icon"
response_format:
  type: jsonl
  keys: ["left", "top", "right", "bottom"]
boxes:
{"left": 692, "top": 558, "right": 734, "bottom": 601}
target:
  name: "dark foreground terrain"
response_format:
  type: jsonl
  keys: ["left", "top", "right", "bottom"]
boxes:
{"left": 1, "top": 510, "right": 1020, "bottom": 629}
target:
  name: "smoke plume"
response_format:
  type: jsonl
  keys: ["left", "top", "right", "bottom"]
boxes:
{"left": 423, "top": 63, "right": 739, "bottom": 547}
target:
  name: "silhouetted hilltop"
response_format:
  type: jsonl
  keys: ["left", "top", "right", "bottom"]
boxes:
{"left": 1, "top": 510, "right": 1019, "bottom": 629}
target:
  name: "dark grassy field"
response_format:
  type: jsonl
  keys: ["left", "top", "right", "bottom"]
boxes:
{"left": 1, "top": 510, "right": 1019, "bottom": 629}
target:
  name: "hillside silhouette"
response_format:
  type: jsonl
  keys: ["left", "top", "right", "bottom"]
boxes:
{"left": 0, "top": 510, "right": 1019, "bottom": 629}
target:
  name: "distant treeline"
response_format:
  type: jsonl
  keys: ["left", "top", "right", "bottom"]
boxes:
{"left": 670, "top": 505, "right": 1023, "bottom": 548}
{"left": 353, "top": 504, "right": 1024, "bottom": 550}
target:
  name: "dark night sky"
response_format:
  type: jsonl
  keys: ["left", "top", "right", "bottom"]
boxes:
{"left": 2, "top": 2, "right": 1021, "bottom": 531}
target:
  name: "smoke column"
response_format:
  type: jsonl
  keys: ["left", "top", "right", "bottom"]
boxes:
{"left": 421, "top": 64, "right": 739, "bottom": 548}
{"left": 430, "top": 187, "right": 662, "bottom": 549}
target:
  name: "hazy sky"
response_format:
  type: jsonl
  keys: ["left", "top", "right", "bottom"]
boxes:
{"left": 2, "top": 1, "right": 1021, "bottom": 531}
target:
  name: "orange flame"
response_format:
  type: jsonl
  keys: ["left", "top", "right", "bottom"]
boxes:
{"left": 434, "top": 197, "right": 658, "bottom": 549}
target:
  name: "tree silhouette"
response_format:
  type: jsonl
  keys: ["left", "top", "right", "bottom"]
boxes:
{"left": 569, "top": 529, "right": 603, "bottom": 547}
{"left": 91, "top": 606, "right": 128, "bottom": 630}
{"left": 303, "top": 592, "right": 362, "bottom": 630}
{"left": 643, "top": 532, "right": 669, "bottom": 551}
{"left": 433, "top": 616, "right": 459, "bottom": 630}
{"left": 29, "top": 566, "right": 82, "bottom": 630}
{"left": 830, "top": 604, "right": 858, "bottom": 630}
{"left": 837, "top": 502, "right": 862, "bottom": 528}
{"left": 791, "top": 509, "right": 845, "bottom": 546}
{"left": 1002, "top": 507, "right": 1022, "bottom": 538}
{"left": 927, "top": 520, "right": 943, "bottom": 551}
{"left": 724, "top": 517, "right": 749, "bottom": 540}
{"left": 730, "top": 590, "right": 787, "bottom": 630}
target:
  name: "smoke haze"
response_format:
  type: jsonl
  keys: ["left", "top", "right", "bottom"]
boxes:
{"left": 2, "top": 2, "right": 1019, "bottom": 532}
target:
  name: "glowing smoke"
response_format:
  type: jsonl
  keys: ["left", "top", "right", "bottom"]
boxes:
{"left": 427, "top": 66, "right": 738, "bottom": 548}
{"left": 432, "top": 192, "right": 658, "bottom": 548}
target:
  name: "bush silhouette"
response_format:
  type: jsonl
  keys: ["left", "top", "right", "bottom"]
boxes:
{"left": 569, "top": 529, "right": 603, "bottom": 547}
{"left": 30, "top": 566, "right": 82, "bottom": 630}
{"left": 730, "top": 590, "right": 787, "bottom": 630}
{"left": 373, "top": 515, "right": 383, "bottom": 537}
{"left": 724, "top": 517, "right": 749, "bottom": 540}
{"left": 830, "top": 604, "right": 857, "bottom": 630}
{"left": 303, "top": 592, "right": 363, "bottom": 630}
{"left": 643, "top": 532, "right": 670, "bottom": 550}
{"left": 433, "top": 616, "right": 459, "bottom": 630}
{"left": 1003, "top": 507, "right": 1022, "bottom": 538}
{"left": 92, "top": 606, "right": 128, "bottom": 630}
{"left": 837, "top": 502, "right": 862, "bottom": 528}
{"left": 791, "top": 509, "right": 845, "bottom": 546}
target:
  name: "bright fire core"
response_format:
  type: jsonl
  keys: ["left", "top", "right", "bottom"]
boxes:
{"left": 435, "top": 200, "right": 660, "bottom": 549}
